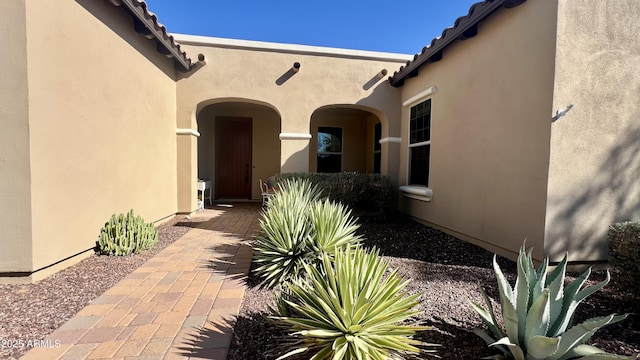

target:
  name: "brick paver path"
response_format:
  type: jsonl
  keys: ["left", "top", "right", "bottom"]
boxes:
{"left": 22, "top": 203, "right": 260, "bottom": 360}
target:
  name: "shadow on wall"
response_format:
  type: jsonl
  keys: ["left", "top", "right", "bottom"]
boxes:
{"left": 280, "top": 143, "right": 310, "bottom": 173}
{"left": 75, "top": 0, "right": 177, "bottom": 79}
{"left": 545, "top": 119, "right": 640, "bottom": 261}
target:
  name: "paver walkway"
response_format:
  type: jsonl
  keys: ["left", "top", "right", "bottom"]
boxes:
{"left": 22, "top": 203, "right": 261, "bottom": 360}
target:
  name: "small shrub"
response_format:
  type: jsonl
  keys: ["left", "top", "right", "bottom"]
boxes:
{"left": 276, "top": 172, "right": 397, "bottom": 216}
{"left": 608, "top": 221, "right": 640, "bottom": 287}
{"left": 97, "top": 210, "right": 158, "bottom": 256}
{"left": 253, "top": 179, "right": 361, "bottom": 288}
{"left": 272, "top": 245, "right": 433, "bottom": 360}
{"left": 471, "top": 244, "right": 628, "bottom": 360}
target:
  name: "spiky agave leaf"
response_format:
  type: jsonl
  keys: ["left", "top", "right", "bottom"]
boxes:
{"left": 273, "top": 245, "right": 435, "bottom": 360}
{"left": 471, "top": 243, "right": 629, "bottom": 360}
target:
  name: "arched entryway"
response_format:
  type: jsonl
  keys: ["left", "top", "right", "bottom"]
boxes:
{"left": 197, "top": 100, "right": 281, "bottom": 201}
{"left": 310, "top": 106, "right": 384, "bottom": 174}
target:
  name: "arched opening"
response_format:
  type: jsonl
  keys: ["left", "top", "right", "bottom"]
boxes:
{"left": 309, "top": 106, "right": 383, "bottom": 174}
{"left": 197, "top": 100, "right": 281, "bottom": 202}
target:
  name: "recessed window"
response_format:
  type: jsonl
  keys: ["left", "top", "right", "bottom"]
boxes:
{"left": 373, "top": 122, "right": 381, "bottom": 174}
{"left": 317, "top": 126, "right": 342, "bottom": 173}
{"left": 409, "top": 99, "right": 431, "bottom": 186}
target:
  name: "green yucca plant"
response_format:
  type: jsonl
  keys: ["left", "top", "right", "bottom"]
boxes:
{"left": 471, "top": 244, "right": 629, "bottom": 360}
{"left": 308, "top": 198, "right": 362, "bottom": 256}
{"left": 272, "top": 245, "right": 434, "bottom": 360}
{"left": 253, "top": 179, "right": 361, "bottom": 288}
{"left": 253, "top": 179, "right": 321, "bottom": 287}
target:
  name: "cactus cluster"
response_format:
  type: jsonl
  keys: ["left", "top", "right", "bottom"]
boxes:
{"left": 97, "top": 210, "right": 158, "bottom": 256}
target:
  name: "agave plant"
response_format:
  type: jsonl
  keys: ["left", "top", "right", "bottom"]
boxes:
{"left": 272, "top": 245, "right": 434, "bottom": 360}
{"left": 471, "top": 245, "right": 629, "bottom": 360}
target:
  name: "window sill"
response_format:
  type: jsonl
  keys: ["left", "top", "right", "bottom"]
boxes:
{"left": 399, "top": 185, "right": 433, "bottom": 202}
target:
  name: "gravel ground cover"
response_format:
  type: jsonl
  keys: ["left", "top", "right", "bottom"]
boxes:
{"left": 1, "top": 212, "right": 637, "bottom": 360}
{"left": 0, "top": 216, "right": 194, "bottom": 360}
{"left": 229, "top": 215, "right": 640, "bottom": 360}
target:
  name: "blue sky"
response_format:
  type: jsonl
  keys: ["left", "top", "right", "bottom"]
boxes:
{"left": 144, "top": 1, "right": 479, "bottom": 54}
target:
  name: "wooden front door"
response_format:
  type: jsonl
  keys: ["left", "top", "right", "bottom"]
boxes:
{"left": 215, "top": 117, "right": 252, "bottom": 199}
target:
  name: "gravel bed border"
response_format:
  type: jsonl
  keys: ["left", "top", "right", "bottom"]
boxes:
{"left": 0, "top": 215, "right": 195, "bottom": 360}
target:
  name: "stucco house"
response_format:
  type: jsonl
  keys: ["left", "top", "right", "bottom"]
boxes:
{"left": 1, "top": 0, "right": 638, "bottom": 283}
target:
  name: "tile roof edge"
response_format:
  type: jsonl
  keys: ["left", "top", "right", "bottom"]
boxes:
{"left": 107, "top": 0, "right": 193, "bottom": 71}
{"left": 388, "top": 0, "right": 527, "bottom": 88}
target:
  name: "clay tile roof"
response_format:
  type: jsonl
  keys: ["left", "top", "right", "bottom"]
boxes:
{"left": 388, "top": 0, "right": 527, "bottom": 87}
{"left": 107, "top": 0, "right": 193, "bottom": 71}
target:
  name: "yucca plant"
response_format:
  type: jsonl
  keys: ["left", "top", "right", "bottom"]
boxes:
{"left": 253, "top": 179, "right": 362, "bottom": 288}
{"left": 471, "top": 244, "right": 629, "bottom": 360}
{"left": 272, "top": 245, "right": 434, "bottom": 360}
{"left": 308, "top": 198, "right": 362, "bottom": 256}
{"left": 253, "top": 179, "right": 322, "bottom": 287}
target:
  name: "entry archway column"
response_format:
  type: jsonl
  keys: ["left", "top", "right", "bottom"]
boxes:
{"left": 279, "top": 132, "right": 312, "bottom": 173}
{"left": 380, "top": 136, "right": 402, "bottom": 184}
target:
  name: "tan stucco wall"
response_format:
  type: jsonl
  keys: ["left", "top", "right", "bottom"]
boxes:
{"left": 0, "top": 1, "right": 33, "bottom": 274}
{"left": 175, "top": 38, "right": 408, "bottom": 212}
{"left": 545, "top": 1, "right": 640, "bottom": 262}
{"left": 21, "top": 0, "right": 178, "bottom": 280}
{"left": 197, "top": 104, "right": 281, "bottom": 200}
{"left": 398, "top": 1, "right": 558, "bottom": 262}
{"left": 309, "top": 112, "right": 370, "bottom": 173}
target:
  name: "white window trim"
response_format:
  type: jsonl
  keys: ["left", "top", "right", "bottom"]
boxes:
{"left": 402, "top": 89, "right": 436, "bottom": 202}
{"left": 402, "top": 86, "right": 437, "bottom": 107}
{"left": 399, "top": 185, "right": 433, "bottom": 201}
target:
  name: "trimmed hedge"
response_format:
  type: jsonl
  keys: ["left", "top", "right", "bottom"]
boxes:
{"left": 608, "top": 221, "right": 640, "bottom": 287}
{"left": 276, "top": 172, "right": 397, "bottom": 216}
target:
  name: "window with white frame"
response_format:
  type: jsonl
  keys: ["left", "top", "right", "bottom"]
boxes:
{"left": 317, "top": 126, "right": 342, "bottom": 173}
{"left": 409, "top": 99, "right": 431, "bottom": 186}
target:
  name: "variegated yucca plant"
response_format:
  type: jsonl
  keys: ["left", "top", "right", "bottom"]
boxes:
{"left": 273, "top": 245, "right": 434, "bottom": 360}
{"left": 253, "top": 179, "right": 361, "bottom": 288}
{"left": 471, "top": 245, "right": 629, "bottom": 360}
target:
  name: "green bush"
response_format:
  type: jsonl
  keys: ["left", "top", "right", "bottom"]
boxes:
{"left": 471, "top": 244, "right": 628, "bottom": 360}
{"left": 253, "top": 179, "right": 361, "bottom": 288}
{"left": 97, "top": 210, "right": 158, "bottom": 256}
{"left": 276, "top": 172, "right": 397, "bottom": 216}
{"left": 272, "top": 245, "right": 433, "bottom": 360}
{"left": 608, "top": 221, "right": 640, "bottom": 287}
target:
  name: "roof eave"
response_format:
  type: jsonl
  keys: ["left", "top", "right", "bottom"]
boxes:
{"left": 108, "top": 0, "right": 193, "bottom": 71}
{"left": 388, "top": 0, "right": 527, "bottom": 88}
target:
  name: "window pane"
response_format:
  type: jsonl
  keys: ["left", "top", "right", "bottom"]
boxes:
{"left": 409, "top": 145, "right": 430, "bottom": 186}
{"left": 318, "top": 127, "right": 342, "bottom": 153}
{"left": 318, "top": 154, "right": 342, "bottom": 173}
{"left": 409, "top": 99, "right": 431, "bottom": 144}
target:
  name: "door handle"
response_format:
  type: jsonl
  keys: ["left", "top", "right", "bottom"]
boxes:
{"left": 245, "top": 164, "right": 249, "bottom": 183}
